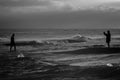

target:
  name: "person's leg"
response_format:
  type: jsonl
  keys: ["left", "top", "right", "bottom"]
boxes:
{"left": 14, "top": 45, "right": 16, "bottom": 51}
{"left": 108, "top": 42, "right": 110, "bottom": 48}
{"left": 107, "top": 42, "right": 110, "bottom": 48}
{"left": 10, "top": 45, "right": 12, "bottom": 52}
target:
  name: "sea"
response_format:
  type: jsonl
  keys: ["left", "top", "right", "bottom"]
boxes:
{"left": 0, "top": 28, "right": 120, "bottom": 52}
{"left": 0, "top": 28, "right": 120, "bottom": 46}
{"left": 0, "top": 28, "right": 120, "bottom": 40}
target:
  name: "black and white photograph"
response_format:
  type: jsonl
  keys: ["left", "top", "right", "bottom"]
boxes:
{"left": 0, "top": 0, "right": 120, "bottom": 80}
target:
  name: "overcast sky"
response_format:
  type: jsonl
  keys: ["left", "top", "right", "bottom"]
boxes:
{"left": 0, "top": 0, "right": 120, "bottom": 29}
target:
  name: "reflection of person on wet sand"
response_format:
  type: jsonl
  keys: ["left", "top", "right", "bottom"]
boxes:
{"left": 10, "top": 33, "right": 16, "bottom": 52}
{"left": 103, "top": 30, "right": 111, "bottom": 48}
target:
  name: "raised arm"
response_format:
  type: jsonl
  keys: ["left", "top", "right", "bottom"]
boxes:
{"left": 103, "top": 32, "right": 107, "bottom": 36}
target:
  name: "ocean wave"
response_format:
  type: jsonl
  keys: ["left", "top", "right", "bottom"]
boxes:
{"left": 43, "top": 34, "right": 90, "bottom": 45}
{"left": 0, "top": 37, "right": 9, "bottom": 42}
{"left": 2, "top": 34, "right": 120, "bottom": 46}
{"left": 4, "top": 41, "right": 43, "bottom": 46}
{"left": 112, "top": 35, "right": 120, "bottom": 40}
{"left": 88, "top": 35, "right": 120, "bottom": 40}
{"left": 3, "top": 35, "right": 90, "bottom": 46}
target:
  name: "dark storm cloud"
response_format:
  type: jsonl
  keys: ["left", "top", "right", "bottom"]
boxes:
{"left": 1, "top": 0, "right": 120, "bottom": 14}
{"left": 0, "top": 0, "right": 72, "bottom": 14}
{"left": 1, "top": 10, "right": 120, "bottom": 29}
{"left": 0, "top": 0, "right": 120, "bottom": 29}
{"left": 0, "top": 0, "right": 51, "bottom": 7}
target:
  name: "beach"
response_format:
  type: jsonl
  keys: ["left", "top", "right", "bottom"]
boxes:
{"left": 1, "top": 45, "right": 120, "bottom": 80}
{"left": 0, "top": 29, "right": 120, "bottom": 80}
{"left": 1, "top": 0, "right": 120, "bottom": 79}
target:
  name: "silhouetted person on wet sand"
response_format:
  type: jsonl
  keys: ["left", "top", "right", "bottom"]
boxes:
{"left": 103, "top": 30, "right": 111, "bottom": 48}
{"left": 10, "top": 33, "right": 16, "bottom": 52}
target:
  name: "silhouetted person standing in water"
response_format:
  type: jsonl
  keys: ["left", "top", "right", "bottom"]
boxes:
{"left": 103, "top": 30, "right": 111, "bottom": 48}
{"left": 10, "top": 33, "right": 16, "bottom": 52}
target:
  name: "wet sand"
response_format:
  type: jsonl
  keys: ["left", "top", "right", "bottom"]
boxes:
{"left": 0, "top": 46, "right": 120, "bottom": 80}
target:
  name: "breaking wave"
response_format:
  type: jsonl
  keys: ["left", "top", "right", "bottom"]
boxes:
{"left": 2, "top": 34, "right": 120, "bottom": 46}
{"left": 3, "top": 35, "right": 90, "bottom": 46}
{"left": 0, "top": 37, "right": 9, "bottom": 42}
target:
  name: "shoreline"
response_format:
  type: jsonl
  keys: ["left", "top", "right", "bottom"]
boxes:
{"left": 0, "top": 45, "right": 120, "bottom": 80}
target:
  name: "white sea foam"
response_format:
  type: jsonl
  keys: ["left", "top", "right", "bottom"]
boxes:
{"left": 0, "top": 37, "right": 9, "bottom": 42}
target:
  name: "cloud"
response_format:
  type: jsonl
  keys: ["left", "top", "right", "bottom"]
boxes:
{"left": 96, "top": 2, "right": 120, "bottom": 11}
{"left": 63, "top": 0, "right": 120, "bottom": 11}
{"left": 1, "top": 0, "right": 120, "bottom": 29}
{"left": 1, "top": 0, "right": 120, "bottom": 14}
{"left": 0, "top": 0, "right": 72, "bottom": 14}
